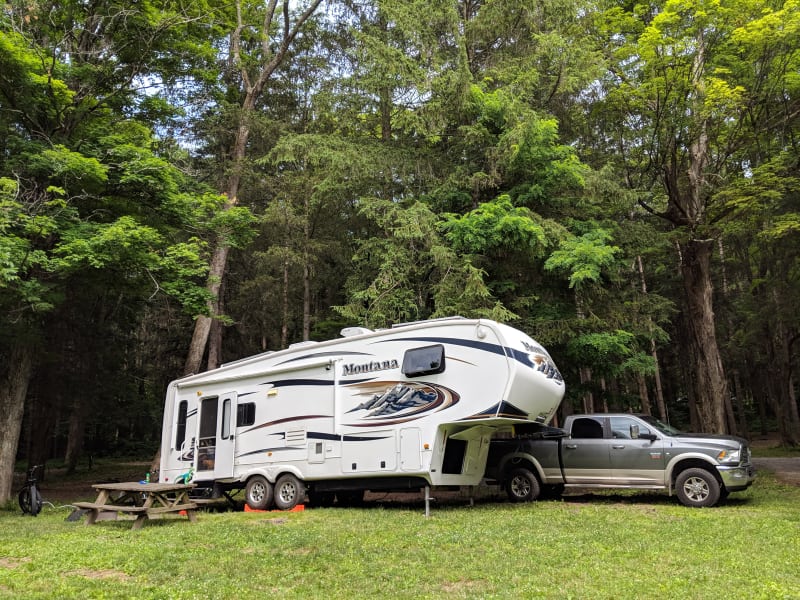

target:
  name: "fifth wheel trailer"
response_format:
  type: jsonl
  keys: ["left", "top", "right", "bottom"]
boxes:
{"left": 158, "top": 317, "right": 565, "bottom": 510}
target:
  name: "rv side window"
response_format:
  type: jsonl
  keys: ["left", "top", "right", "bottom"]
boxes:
{"left": 199, "top": 397, "right": 218, "bottom": 441}
{"left": 221, "top": 398, "right": 232, "bottom": 440}
{"left": 402, "top": 344, "right": 446, "bottom": 377}
{"left": 237, "top": 402, "right": 255, "bottom": 427}
{"left": 175, "top": 400, "right": 188, "bottom": 450}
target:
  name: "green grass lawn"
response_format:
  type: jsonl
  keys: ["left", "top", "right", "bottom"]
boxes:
{"left": 1, "top": 470, "right": 798, "bottom": 600}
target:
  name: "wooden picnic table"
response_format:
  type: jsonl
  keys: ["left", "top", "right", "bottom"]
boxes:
{"left": 73, "top": 482, "right": 197, "bottom": 530}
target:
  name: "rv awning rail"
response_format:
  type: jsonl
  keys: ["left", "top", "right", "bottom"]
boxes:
{"left": 174, "top": 358, "right": 334, "bottom": 389}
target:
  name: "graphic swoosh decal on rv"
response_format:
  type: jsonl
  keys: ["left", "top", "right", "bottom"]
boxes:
{"left": 236, "top": 432, "right": 392, "bottom": 458}
{"left": 261, "top": 377, "right": 375, "bottom": 388}
{"left": 383, "top": 336, "right": 563, "bottom": 382}
{"left": 460, "top": 401, "right": 529, "bottom": 421}
{"left": 343, "top": 381, "right": 459, "bottom": 427}
{"left": 275, "top": 350, "right": 372, "bottom": 366}
{"left": 241, "top": 414, "right": 330, "bottom": 435}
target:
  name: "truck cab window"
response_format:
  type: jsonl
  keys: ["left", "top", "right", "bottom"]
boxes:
{"left": 571, "top": 417, "right": 604, "bottom": 439}
{"left": 610, "top": 416, "right": 651, "bottom": 439}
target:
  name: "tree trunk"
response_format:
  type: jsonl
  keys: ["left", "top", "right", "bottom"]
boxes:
{"left": 184, "top": 243, "right": 231, "bottom": 375}
{"left": 637, "top": 373, "right": 652, "bottom": 415}
{"left": 769, "top": 317, "right": 800, "bottom": 446}
{"left": 302, "top": 195, "right": 312, "bottom": 341}
{"left": 207, "top": 318, "right": 223, "bottom": 371}
{"left": 207, "top": 278, "right": 226, "bottom": 371}
{"left": 303, "top": 262, "right": 311, "bottom": 341}
{"left": 730, "top": 369, "right": 749, "bottom": 439}
{"left": 636, "top": 255, "right": 666, "bottom": 420}
{"left": 599, "top": 377, "right": 608, "bottom": 412}
{"left": 281, "top": 248, "right": 290, "bottom": 348}
{"left": 0, "top": 342, "right": 34, "bottom": 502}
{"left": 651, "top": 339, "right": 667, "bottom": 421}
{"left": 680, "top": 238, "right": 728, "bottom": 433}
{"left": 579, "top": 366, "right": 594, "bottom": 413}
{"left": 182, "top": 0, "right": 324, "bottom": 374}
{"left": 64, "top": 394, "right": 88, "bottom": 475}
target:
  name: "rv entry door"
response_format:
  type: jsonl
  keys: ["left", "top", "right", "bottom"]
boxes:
{"left": 215, "top": 393, "right": 237, "bottom": 479}
{"left": 194, "top": 393, "right": 238, "bottom": 481}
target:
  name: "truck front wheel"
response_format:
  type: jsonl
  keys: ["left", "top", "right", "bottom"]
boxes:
{"left": 505, "top": 468, "right": 540, "bottom": 502}
{"left": 675, "top": 468, "right": 720, "bottom": 507}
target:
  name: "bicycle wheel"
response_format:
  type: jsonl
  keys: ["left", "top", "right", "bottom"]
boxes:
{"left": 18, "top": 486, "right": 42, "bottom": 516}
{"left": 18, "top": 487, "right": 32, "bottom": 514}
{"left": 29, "top": 486, "right": 42, "bottom": 516}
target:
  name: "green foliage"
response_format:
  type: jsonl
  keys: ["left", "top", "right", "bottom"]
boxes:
{"left": 25, "top": 146, "right": 108, "bottom": 193}
{"left": 544, "top": 229, "right": 621, "bottom": 289}
{"left": 441, "top": 195, "right": 547, "bottom": 256}
{"left": 567, "top": 330, "right": 654, "bottom": 377}
{"left": 445, "top": 84, "right": 588, "bottom": 209}
{"left": 1, "top": 0, "right": 798, "bottom": 468}
{"left": 336, "top": 198, "right": 516, "bottom": 327}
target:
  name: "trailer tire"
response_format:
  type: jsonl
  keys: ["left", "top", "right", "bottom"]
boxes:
{"left": 675, "top": 467, "right": 720, "bottom": 508}
{"left": 245, "top": 475, "right": 273, "bottom": 510}
{"left": 505, "top": 467, "right": 540, "bottom": 502}
{"left": 274, "top": 474, "right": 304, "bottom": 510}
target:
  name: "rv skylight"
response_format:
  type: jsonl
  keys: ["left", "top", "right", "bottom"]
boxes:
{"left": 402, "top": 344, "right": 446, "bottom": 377}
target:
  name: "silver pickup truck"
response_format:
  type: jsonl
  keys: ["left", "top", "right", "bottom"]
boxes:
{"left": 484, "top": 413, "right": 756, "bottom": 507}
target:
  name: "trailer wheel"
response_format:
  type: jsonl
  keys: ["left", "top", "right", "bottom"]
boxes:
{"left": 505, "top": 467, "right": 540, "bottom": 503}
{"left": 675, "top": 467, "right": 720, "bottom": 508}
{"left": 245, "top": 475, "right": 273, "bottom": 510}
{"left": 274, "top": 474, "right": 304, "bottom": 510}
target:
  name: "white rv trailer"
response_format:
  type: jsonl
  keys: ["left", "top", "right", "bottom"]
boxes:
{"left": 158, "top": 317, "right": 564, "bottom": 510}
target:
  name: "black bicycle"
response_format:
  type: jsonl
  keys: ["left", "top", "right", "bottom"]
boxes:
{"left": 18, "top": 464, "right": 43, "bottom": 516}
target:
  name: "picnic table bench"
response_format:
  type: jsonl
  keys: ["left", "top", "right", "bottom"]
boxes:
{"left": 73, "top": 482, "right": 197, "bottom": 530}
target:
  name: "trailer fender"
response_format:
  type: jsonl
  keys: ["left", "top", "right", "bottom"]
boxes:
{"left": 265, "top": 465, "right": 305, "bottom": 484}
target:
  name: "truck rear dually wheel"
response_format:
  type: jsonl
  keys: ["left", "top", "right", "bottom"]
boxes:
{"left": 505, "top": 467, "right": 540, "bottom": 502}
{"left": 675, "top": 468, "right": 720, "bottom": 507}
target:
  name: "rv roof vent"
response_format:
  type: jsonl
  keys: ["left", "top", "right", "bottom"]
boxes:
{"left": 340, "top": 326, "right": 373, "bottom": 337}
{"left": 289, "top": 340, "right": 318, "bottom": 349}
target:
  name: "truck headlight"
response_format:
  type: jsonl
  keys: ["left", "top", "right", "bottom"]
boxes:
{"left": 717, "top": 448, "right": 741, "bottom": 464}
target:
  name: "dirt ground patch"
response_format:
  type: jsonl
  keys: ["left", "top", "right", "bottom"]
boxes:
{"left": 14, "top": 462, "right": 150, "bottom": 506}
{"left": 750, "top": 433, "right": 800, "bottom": 486}
{"left": 751, "top": 457, "right": 800, "bottom": 486}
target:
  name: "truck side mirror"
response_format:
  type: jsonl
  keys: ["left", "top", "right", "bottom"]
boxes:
{"left": 631, "top": 425, "right": 658, "bottom": 442}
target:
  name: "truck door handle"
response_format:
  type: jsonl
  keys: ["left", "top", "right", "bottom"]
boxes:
{"left": 565, "top": 444, "right": 578, "bottom": 449}
{"left": 612, "top": 445, "right": 625, "bottom": 449}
